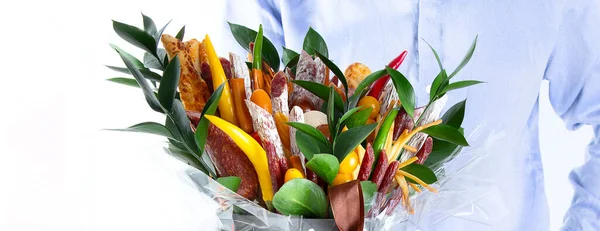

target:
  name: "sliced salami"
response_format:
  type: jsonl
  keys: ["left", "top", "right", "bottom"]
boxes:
{"left": 245, "top": 100, "right": 286, "bottom": 191}
{"left": 312, "top": 57, "right": 326, "bottom": 108}
{"left": 288, "top": 106, "right": 306, "bottom": 171}
{"left": 229, "top": 52, "right": 252, "bottom": 99}
{"left": 379, "top": 80, "right": 398, "bottom": 117}
{"left": 271, "top": 71, "right": 289, "bottom": 116}
{"left": 205, "top": 124, "right": 259, "bottom": 200}
{"left": 291, "top": 51, "right": 317, "bottom": 106}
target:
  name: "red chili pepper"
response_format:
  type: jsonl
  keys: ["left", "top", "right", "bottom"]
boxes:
{"left": 366, "top": 51, "right": 408, "bottom": 99}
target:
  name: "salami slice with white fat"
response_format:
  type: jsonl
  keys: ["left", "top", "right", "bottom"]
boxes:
{"left": 289, "top": 106, "right": 306, "bottom": 171}
{"left": 379, "top": 80, "right": 398, "bottom": 117}
{"left": 271, "top": 71, "right": 289, "bottom": 116}
{"left": 245, "top": 100, "right": 287, "bottom": 191}
{"left": 229, "top": 52, "right": 252, "bottom": 99}
{"left": 312, "top": 57, "right": 326, "bottom": 109}
{"left": 291, "top": 51, "right": 319, "bottom": 107}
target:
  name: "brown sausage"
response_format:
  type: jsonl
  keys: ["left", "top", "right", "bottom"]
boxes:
{"left": 219, "top": 57, "right": 232, "bottom": 80}
{"left": 378, "top": 160, "right": 400, "bottom": 192}
{"left": 384, "top": 187, "right": 404, "bottom": 215}
{"left": 306, "top": 167, "right": 318, "bottom": 184}
{"left": 393, "top": 107, "right": 414, "bottom": 141}
{"left": 357, "top": 143, "right": 375, "bottom": 181}
{"left": 186, "top": 110, "right": 202, "bottom": 128}
{"left": 205, "top": 124, "right": 259, "bottom": 200}
{"left": 416, "top": 137, "right": 433, "bottom": 164}
{"left": 371, "top": 150, "right": 389, "bottom": 188}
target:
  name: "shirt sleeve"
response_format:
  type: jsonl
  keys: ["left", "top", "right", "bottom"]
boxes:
{"left": 543, "top": 0, "right": 600, "bottom": 230}
{"left": 223, "top": 0, "right": 285, "bottom": 58}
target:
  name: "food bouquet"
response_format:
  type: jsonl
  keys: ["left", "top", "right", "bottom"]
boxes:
{"left": 106, "top": 14, "right": 493, "bottom": 230}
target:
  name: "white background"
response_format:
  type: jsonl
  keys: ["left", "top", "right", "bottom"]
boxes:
{"left": 0, "top": 1, "right": 593, "bottom": 230}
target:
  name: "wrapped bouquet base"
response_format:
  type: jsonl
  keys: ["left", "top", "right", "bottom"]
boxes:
{"left": 179, "top": 122, "right": 507, "bottom": 230}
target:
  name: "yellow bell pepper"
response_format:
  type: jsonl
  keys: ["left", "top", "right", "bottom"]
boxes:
{"left": 332, "top": 173, "right": 353, "bottom": 186}
{"left": 339, "top": 150, "right": 359, "bottom": 174}
{"left": 204, "top": 35, "right": 238, "bottom": 126}
{"left": 204, "top": 115, "right": 274, "bottom": 203}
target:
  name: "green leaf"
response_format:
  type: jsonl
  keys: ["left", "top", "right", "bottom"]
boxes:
{"left": 176, "top": 25, "right": 185, "bottom": 40}
{"left": 109, "top": 122, "right": 174, "bottom": 139}
{"left": 287, "top": 122, "right": 331, "bottom": 151}
{"left": 349, "top": 69, "right": 387, "bottom": 108}
{"left": 338, "top": 106, "right": 364, "bottom": 126}
{"left": 227, "top": 22, "right": 280, "bottom": 71}
{"left": 305, "top": 154, "right": 340, "bottom": 185}
{"left": 430, "top": 69, "right": 448, "bottom": 101}
{"left": 295, "top": 131, "right": 321, "bottom": 160}
{"left": 360, "top": 181, "right": 377, "bottom": 213}
{"left": 441, "top": 100, "right": 466, "bottom": 128}
{"left": 217, "top": 176, "right": 242, "bottom": 192}
{"left": 272, "top": 178, "right": 328, "bottom": 218}
{"left": 165, "top": 144, "right": 207, "bottom": 173}
{"left": 166, "top": 118, "right": 183, "bottom": 142}
{"left": 106, "top": 65, "right": 131, "bottom": 74}
{"left": 327, "top": 87, "right": 337, "bottom": 140}
{"left": 449, "top": 35, "right": 478, "bottom": 79}
{"left": 113, "top": 45, "right": 163, "bottom": 113}
{"left": 200, "top": 149, "right": 217, "bottom": 177}
{"left": 333, "top": 123, "right": 377, "bottom": 161}
{"left": 107, "top": 77, "right": 140, "bottom": 88}
{"left": 292, "top": 80, "right": 344, "bottom": 112}
{"left": 423, "top": 39, "right": 443, "bottom": 72}
{"left": 158, "top": 49, "right": 168, "bottom": 67}
{"left": 386, "top": 66, "right": 415, "bottom": 118}
{"left": 169, "top": 99, "right": 199, "bottom": 154}
{"left": 143, "top": 49, "right": 167, "bottom": 70}
{"left": 421, "top": 124, "right": 469, "bottom": 146}
{"left": 438, "top": 80, "right": 484, "bottom": 95}
{"left": 252, "top": 24, "right": 264, "bottom": 70}
{"left": 139, "top": 69, "right": 162, "bottom": 82}
{"left": 424, "top": 138, "right": 461, "bottom": 168}
{"left": 158, "top": 55, "right": 180, "bottom": 111}
{"left": 142, "top": 13, "right": 157, "bottom": 36}
{"left": 154, "top": 20, "right": 172, "bottom": 46}
{"left": 282, "top": 47, "right": 299, "bottom": 68}
{"left": 314, "top": 51, "right": 348, "bottom": 97}
{"left": 112, "top": 20, "right": 157, "bottom": 55}
{"left": 195, "top": 83, "right": 225, "bottom": 153}
{"left": 302, "top": 27, "right": 328, "bottom": 58}
{"left": 143, "top": 52, "right": 163, "bottom": 69}
{"left": 401, "top": 163, "right": 437, "bottom": 184}
{"left": 343, "top": 107, "right": 372, "bottom": 129}
{"left": 109, "top": 44, "right": 146, "bottom": 69}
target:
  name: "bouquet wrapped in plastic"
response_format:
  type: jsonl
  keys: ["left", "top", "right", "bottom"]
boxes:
{"left": 107, "top": 14, "right": 503, "bottom": 230}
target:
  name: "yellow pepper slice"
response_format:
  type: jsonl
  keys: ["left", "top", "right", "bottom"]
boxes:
{"left": 204, "top": 115, "right": 274, "bottom": 202}
{"left": 204, "top": 35, "right": 238, "bottom": 126}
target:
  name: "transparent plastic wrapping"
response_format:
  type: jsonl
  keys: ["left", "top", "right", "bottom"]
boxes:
{"left": 176, "top": 122, "right": 508, "bottom": 230}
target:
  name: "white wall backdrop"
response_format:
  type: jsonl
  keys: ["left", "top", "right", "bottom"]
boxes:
{"left": 0, "top": 1, "right": 592, "bottom": 230}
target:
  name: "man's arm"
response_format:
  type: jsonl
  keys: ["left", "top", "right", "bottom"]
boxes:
{"left": 543, "top": 0, "right": 600, "bottom": 230}
{"left": 223, "top": 0, "right": 285, "bottom": 58}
